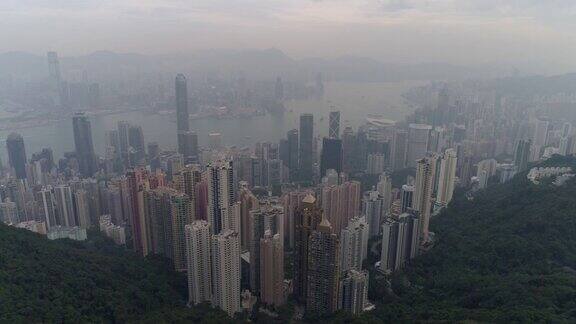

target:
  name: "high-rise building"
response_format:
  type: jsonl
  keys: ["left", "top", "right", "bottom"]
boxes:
{"left": 54, "top": 185, "right": 76, "bottom": 227}
{"left": 533, "top": 118, "right": 549, "bottom": 148}
{"left": 249, "top": 205, "right": 281, "bottom": 295}
{"left": 73, "top": 189, "right": 91, "bottom": 229}
{"left": 286, "top": 129, "right": 299, "bottom": 181}
{"left": 179, "top": 131, "right": 199, "bottom": 163}
{"left": 211, "top": 229, "right": 241, "bottom": 317}
{"left": 173, "top": 165, "right": 201, "bottom": 205}
{"left": 514, "top": 139, "right": 531, "bottom": 172}
{"left": 0, "top": 199, "right": 18, "bottom": 225}
{"left": 322, "top": 181, "right": 361, "bottom": 235}
{"left": 435, "top": 148, "right": 457, "bottom": 206}
{"left": 366, "top": 153, "right": 386, "bottom": 174}
{"left": 36, "top": 187, "right": 57, "bottom": 230}
{"left": 238, "top": 185, "right": 259, "bottom": 249}
{"left": 282, "top": 190, "right": 313, "bottom": 249}
{"left": 144, "top": 188, "right": 174, "bottom": 257}
{"left": 340, "top": 215, "right": 369, "bottom": 273}
{"left": 299, "top": 114, "right": 314, "bottom": 181}
{"left": 380, "top": 218, "right": 398, "bottom": 272}
{"left": 185, "top": 220, "right": 213, "bottom": 305}
{"left": 72, "top": 112, "right": 97, "bottom": 177}
{"left": 306, "top": 215, "right": 340, "bottom": 316}
{"left": 413, "top": 155, "right": 438, "bottom": 243}
{"left": 127, "top": 169, "right": 153, "bottom": 255}
{"left": 170, "top": 191, "right": 194, "bottom": 272}
{"left": 6, "top": 133, "right": 27, "bottom": 180}
{"left": 380, "top": 213, "right": 420, "bottom": 273}
{"left": 339, "top": 270, "right": 369, "bottom": 315}
{"left": 406, "top": 124, "right": 432, "bottom": 168}
{"left": 207, "top": 160, "right": 235, "bottom": 235}
{"left": 128, "top": 125, "right": 146, "bottom": 166}
{"left": 362, "top": 190, "right": 385, "bottom": 237}
{"left": 259, "top": 231, "right": 285, "bottom": 306}
{"left": 293, "top": 194, "right": 322, "bottom": 302}
{"left": 320, "top": 137, "right": 343, "bottom": 177}
{"left": 329, "top": 111, "right": 340, "bottom": 139}
{"left": 400, "top": 184, "right": 414, "bottom": 213}
{"left": 143, "top": 185, "right": 192, "bottom": 270}
{"left": 175, "top": 74, "right": 190, "bottom": 156}
{"left": 342, "top": 127, "right": 356, "bottom": 173}
{"left": 47, "top": 51, "right": 65, "bottom": 107}
{"left": 376, "top": 173, "right": 392, "bottom": 211}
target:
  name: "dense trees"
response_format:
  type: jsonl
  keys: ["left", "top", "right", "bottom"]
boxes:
{"left": 358, "top": 155, "right": 576, "bottom": 322}
{"left": 0, "top": 227, "right": 231, "bottom": 323}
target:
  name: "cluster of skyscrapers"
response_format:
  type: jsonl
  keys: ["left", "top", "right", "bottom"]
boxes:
{"left": 4, "top": 75, "right": 575, "bottom": 320}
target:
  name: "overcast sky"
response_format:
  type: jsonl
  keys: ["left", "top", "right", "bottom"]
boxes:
{"left": 2, "top": 0, "right": 576, "bottom": 71}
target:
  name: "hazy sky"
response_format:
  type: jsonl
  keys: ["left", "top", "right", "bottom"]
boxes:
{"left": 2, "top": 0, "right": 576, "bottom": 70}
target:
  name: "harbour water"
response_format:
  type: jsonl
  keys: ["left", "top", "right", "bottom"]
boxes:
{"left": 0, "top": 80, "right": 423, "bottom": 161}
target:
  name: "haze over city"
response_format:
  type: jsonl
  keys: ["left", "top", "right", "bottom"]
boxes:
{"left": 2, "top": 0, "right": 576, "bottom": 73}
{"left": 3, "top": 1, "right": 576, "bottom": 323}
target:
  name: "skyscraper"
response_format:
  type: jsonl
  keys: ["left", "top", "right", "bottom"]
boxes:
{"left": 170, "top": 191, "right": 194, "bottom": 272}
{"left": 47, "top": 51, "right": 65, "bottom": 108}
{"left": 73, "top": 189, "right": 91, "bottom": 229}
{"left": 376, "top": 173, "right": 392, "bottom": 211}
{"left": 306, "top": 215, "right": 340, "bottom": 316}
{"left": 249, "top": 205, "right": 281, "bottom": 295}
{"left": 128, "top": 125, "right": 145, "bottom": 166}
{"left": 380, "top": 213, "right": 420, "bottom": 273}
{"left": 400, "top": 184, "right": 414, "bottom": 213}
{"left": 175, "top": 74, "right": 190, "bottom": 157}
{"left": 406, "top": 124, "right": 432, "bottom": 168}
{"left": 185, "top": 220, "right": 212, "bottom": 306}
{"left": 340, "top": 215, "right": 369, "bottom": 273}
{"left": 282, "top": 189, "right": 313, "bottom": 249}
{"left": 6, "top": 133, "right": 27, "bottom": 180}
{"left": 207, "top": 160, "right": 235, "bottom": 235}
{"left": 380, "top": 218, "right": 399, "bottom": 272}
{"left": 514, "top": 139, "right": 531, "bottom": 172}
{"left": 436, "top": 148, "right": 457, "bottom": 206}
{"left": 259, "top": 231, "right": 285, "bottom": 306}
{"left": 179, "top": 131, "right": 199, "bottom": 163}
{"left": 322, "top": 181, "right": 361, "bottom": 235}
{"left": 299, "top": 114, "right": 314, "bottom": 181}
{"left": 54, "top": 185, "right": 75, "bottom": 227}
{"left": 320, "top": 137, "right": 343, "bottom": 177}
{"left": 339, "top": 270, "right": 369, "bottom": 315}
{"left": 413, "top": 155, "right": 438, "bottom": 243}
{"left": 362, "top": 190, "right": 385, "bottom": 237}
{"left": 211, "top": 229, "right": 241, "bottom": 317}
{"left": 293, "top": 194, "right": 322, "bottom": 302}
{"left": 36, "top": 187, "right": 57, "bottom": 230}
{"left": 329, "top": 111, "right": 340, "bottom": 139}
{"left": 127, "top": 169, "right": 152, "bottom": 255}
{"left": 286, "top": 129, "right": 299, "bottom": 181}
{"left": 72, "top": 112, "right": 97, "bottom": 177}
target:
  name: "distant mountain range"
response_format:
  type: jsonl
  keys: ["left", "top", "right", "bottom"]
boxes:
{"left": 0, "top": 48, "right": 510, "bottom": 83}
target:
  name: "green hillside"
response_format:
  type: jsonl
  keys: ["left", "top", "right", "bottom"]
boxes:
{"left": 360, "top": 155, "right": 576, "bottom": 323}
{"left": 0, "top": 225, "right": 230, "bottom": 323}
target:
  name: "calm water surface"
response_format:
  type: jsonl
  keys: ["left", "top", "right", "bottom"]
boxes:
{"left": 0, "top": 81, "right": 423, "bottom": 161}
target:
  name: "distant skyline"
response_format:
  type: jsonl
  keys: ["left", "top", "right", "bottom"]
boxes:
{"left": 2, "top": 1, "right": 576, "bottom": 73}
